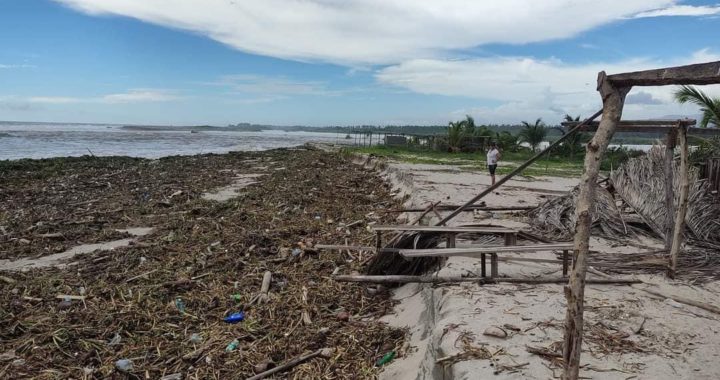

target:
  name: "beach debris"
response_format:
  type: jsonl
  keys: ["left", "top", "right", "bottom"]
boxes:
{"left": 115, "top": 359, "right": 134, "bottom": 373}
{"left": 336, "top": 311, "right": 350, "bottom": 322}
{"left": 483, "top": 326, "right": 508, "bottom": 339}
{"left": 175, "top": 297, "right": 186, "bottom": 313}
{"left": 0, "top": 150, "right": 405, "bottom": 378}
{"left": 108, "top": 333, "right": 122, "bottom": 346}
{"left": 159, "top": 373, "right": 182, "bottom": 380}
{"left": 225, "top": 339, "right": 240, "bottom": 352}
{"left": 188, "top": 333, "right": 203, "bottom": 344}
{"left": 253, "top": 359, "right": 275, "bottom": 373}
{"left": 247, "top": 347, "right": 335, "bottom": 380}
{"left": 375, "top": 351, "right": 396, "bottom": 367}
{"left": 223, "top": 311, "right": 245, "bottom": 324}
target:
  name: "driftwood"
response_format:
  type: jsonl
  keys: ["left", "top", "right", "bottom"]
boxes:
{"left": 668, "top": 125, "right": 689, "bottom": 279}
{"left": 563, "top": 71, "right": 629, "bottom": 380}
{"left": 333, "top": 275, "right": 640, "bottom": 285}
{"left": 246, "top": 347, "right": 334, "bottom": 380}
{"left": 639, "top": 287, "right": 720, "bottom": 315}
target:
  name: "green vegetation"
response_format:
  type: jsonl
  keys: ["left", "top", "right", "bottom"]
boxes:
{"left": 519, "top": 118, "right": 548, "bottom": 152}
{"left": 674, "top": 85, "right": 720, "bottom": 128}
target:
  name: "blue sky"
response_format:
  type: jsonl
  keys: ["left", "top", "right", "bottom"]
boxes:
{"left": 1, "top": 0, "right": 719, "bottom": 126}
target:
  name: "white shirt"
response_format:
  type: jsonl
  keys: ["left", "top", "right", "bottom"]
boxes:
{"left": 487, "top": 148, "right": 499, "bottom": 165}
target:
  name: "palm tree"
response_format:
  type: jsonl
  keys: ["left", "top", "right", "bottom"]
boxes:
{"left": 447, "top": 121, "right": 465, "bottom": 152}
{"left": 558, "top": 114, "right": 589, "bottom": 159}
{"left": 463, "top": 115, "right": 476, "bottom": 136}
{"left": 674, "top": 85, "right": 720, "bottom": 128}
{"left": 519, "top": 118, "right": 547, "bottom": 152}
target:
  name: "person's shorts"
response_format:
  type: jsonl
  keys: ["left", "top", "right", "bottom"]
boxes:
{"left": 488, "top": 164, "right": 497, "bottom": 175}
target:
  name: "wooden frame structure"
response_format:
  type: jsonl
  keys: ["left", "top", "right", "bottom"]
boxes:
{"left": 562, "top": 61, "right": 720, "bottom": 380}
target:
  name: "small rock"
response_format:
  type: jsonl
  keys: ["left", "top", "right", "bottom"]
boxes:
{"left": 483, "top": 326, "right": 508, "bottom": 339}
{"left": 254, "top": 359, "right": 274, "bottom": 373}
{"left": 19, "top": 238, "right": 31, "bottom": 245}
{"left": 336, "top": 311, "right": 350, "bottom": 322}
{"left": 57, "top": 300, "right": 73, "bottom": 310}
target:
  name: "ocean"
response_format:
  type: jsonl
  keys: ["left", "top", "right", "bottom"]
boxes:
{"left": 0, "top": 122, "right": 351, "bottom": 160}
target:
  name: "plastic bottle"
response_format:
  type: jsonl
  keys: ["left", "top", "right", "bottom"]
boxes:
{"left": 376, "top": 351, "right": 396, "bottom": 367}
{"left": 225, "top": 339, "right": 240, "bottom": 352}
{"left": 115, "top": 359, "right": 134, "bottom": 372}
{"left": 223, "top": 311, "right": 245, "bottom": 323}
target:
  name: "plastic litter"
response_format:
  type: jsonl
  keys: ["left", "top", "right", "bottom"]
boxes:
{"left": 225, "top": 338, "right": 240, "bottom": 352}
{"left": 175, "top": 297, "right": 186, "bottom": 313}
{"left": 189, "top": 333, "right": 203, "bottom": 344}
{"left": 108, "top": 333, "right": 122, "bottom": 346}
{"left": 291, "top": 248, "right": 302, "bottom": 257}
{"left": 223, "top": 311, "right": 245, "bottom": 324}
{"left": 115, "top": 359, "right": 134, "bottom": 372}
{"left": 231, "top": 294, "right": 242, "bottom": 302}
{"left": 376, "top": 351, "right": 396, "bottom": 367}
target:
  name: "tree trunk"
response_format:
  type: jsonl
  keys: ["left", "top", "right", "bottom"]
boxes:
{"left": 562, "top": 72, "right": 630, "bottom": 380}
{"left": 668, "top": 125, "right": 689, "bottom": 279}
{"left": 664, "top": 129, "right": 677, "bottom": 251}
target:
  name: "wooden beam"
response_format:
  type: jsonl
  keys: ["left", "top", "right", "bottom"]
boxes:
{"left": 561, "top": 119, "right": 695, "bottom": 127}
{"left": 606, "top": 61, "right": 720, "bottom": 87}
{"left": 333, "top": 275, "right": 640, "bottom": 285}
{"left": 399, "top": 243, "right": 574, "bottom": 258}
{"left": 371, "top": 225, "right": 518, "bottom": 233}
{"left": 382, "top": 205, "right": 535, "bottom": 213}
{"left": 568, "top": 125, "right": 720, "bottom": 135}
{"left": 563, "top": 72, "right": 630, "bottom": 380}
{"left": 664, "top": 128, "right": 678, "bottom": 252}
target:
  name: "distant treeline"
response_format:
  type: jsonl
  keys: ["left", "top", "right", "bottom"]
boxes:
{"left": 122, "top": 122, "right": 663, "bottom": 144}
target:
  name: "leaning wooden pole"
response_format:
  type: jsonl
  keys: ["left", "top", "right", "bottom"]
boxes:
{"left": 437, "top": 108, "right": 603, "bottom": 226}
{"left": 562, "top": 72, "right": 629, "bottom": 380}
{"left": 664, "top": 128, "right": 677, "bottom": 251}
{"left": 668, "top": 124, "right": 689, "bottom": 279}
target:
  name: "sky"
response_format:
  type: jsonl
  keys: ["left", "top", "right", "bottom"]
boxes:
{"left": 0, "top": 0, "right": 719, "bottom": 126}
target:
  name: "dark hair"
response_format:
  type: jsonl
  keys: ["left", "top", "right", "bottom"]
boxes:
{"left": 490, "top": 141, "right": 497, "bottom": 147}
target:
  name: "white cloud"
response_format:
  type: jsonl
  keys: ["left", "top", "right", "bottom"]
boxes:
{"left": 377, "top": 49, "right": 720, "bottom": 124}
{"left": 54, "top": 0, "right": 677, "bottom": 65}
{"left": 634, "top": 4, "right": 720, "bottom": 18}
{"left": 212, "top": 75, "right": 336, "bottom": 96}
{"left": 101, "top": 89, "right": 181, "bottom": 103}
{"left": 25, "top": 89, "right": 181, "bottom": 105}
{"left": 0, "top": 64, "right": 35, "bottom": 69}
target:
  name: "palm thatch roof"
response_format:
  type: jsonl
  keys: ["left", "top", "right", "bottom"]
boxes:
{"left": 529, "top": 145, "right": 720, "bottom": 279}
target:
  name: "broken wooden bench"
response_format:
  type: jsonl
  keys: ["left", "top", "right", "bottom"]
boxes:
{"left": 370, "top": 224, "right": 519, "bottom": 251}
{"left": 398, "top": 243, "right": 574, "bottom": 277}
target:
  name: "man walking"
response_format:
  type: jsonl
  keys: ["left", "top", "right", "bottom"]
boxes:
{"left": 486, "top": 142, "right": 501, "bottom": 185}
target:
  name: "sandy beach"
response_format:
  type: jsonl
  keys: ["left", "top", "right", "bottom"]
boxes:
{"left": 370, "top": 156, "right": 720, "bottom": 380}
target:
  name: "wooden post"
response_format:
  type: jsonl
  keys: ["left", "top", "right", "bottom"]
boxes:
{"left": 562, "top": 72, "right": 630, "bottom": 380}
{"left": 481, "top": 253, "right": 487, "bottom": 277}
{"left": 664, "top": 128, "right": 677, "bottom": 251}
{"left": 668, "top": 125, "right": 689, "bottom": 278}
{"left": 446, "top": 233, "right": 456, "bottom": 248}
{"left": 562, "top": 250, "right": 569, "bottom": 277}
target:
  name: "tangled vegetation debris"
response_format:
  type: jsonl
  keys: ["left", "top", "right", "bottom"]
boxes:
{"left": 0, "top": 148, "right": 405, "bottom": 379}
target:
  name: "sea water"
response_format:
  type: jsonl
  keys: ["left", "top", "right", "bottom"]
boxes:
{"left": 0, "top": 122, "right": 351, "bottom": 160}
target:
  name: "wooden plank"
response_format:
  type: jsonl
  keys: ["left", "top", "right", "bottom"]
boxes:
{"left": 383, "top": 205, "right": 535, "bottom": 213}
{"left": 606, "top": 61, "right": 720, "bottom": 86}
{"left": 372, "top": 225, "right": 518, "bottom": 233}
{"left": 399, "top": 243, "right": 574, "bottom": 258}
{"left": 569, "top": 126, "right": 720, "bottom": 135}
{"left": 333, "top": 275, "right": 641, "bottom": 285}
{"left": 315, "top": 244, "right": 374, "bottom": 251}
